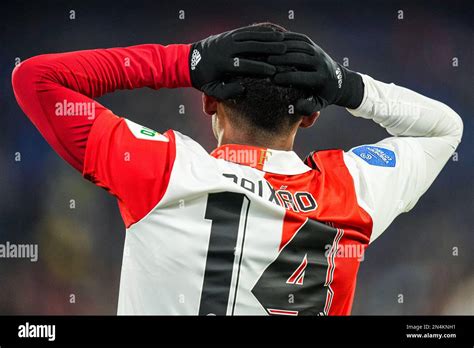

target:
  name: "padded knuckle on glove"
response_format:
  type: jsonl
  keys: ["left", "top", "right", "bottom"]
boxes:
{"left": 283, "top": 40, "right": 316, "bottom": 55}
{"left": 233, "top": 41, "right": 286, "bottom": 55}
{"left": 268, "top": 53, "right": 318, "bottom": 70}
{"left": 232, "top": 31, "right": 284, "bottom": 42}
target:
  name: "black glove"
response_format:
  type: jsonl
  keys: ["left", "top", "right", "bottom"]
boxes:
{"left": 267, "top": 32, "right": 364, "bottom": 114}
{"left": 190, "top": 26, "right": 287, "bottom": 99}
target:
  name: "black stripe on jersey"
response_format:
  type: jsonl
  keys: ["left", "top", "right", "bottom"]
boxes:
{"left": 304, "top": 151, "right": 320, "bottom": 171}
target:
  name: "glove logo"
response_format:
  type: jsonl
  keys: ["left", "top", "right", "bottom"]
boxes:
{"left": 352, "top": 145, "right": 396, "bottom": 167}
{"left": 335, "top": 67, "right": 343, "bottom": 89}
{"left": 190, "top": 49, "right": 201, "bottom": 70}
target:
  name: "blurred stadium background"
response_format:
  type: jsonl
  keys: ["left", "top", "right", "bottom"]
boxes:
{"left": 0, "top": 0, "right": 472, "bottom": 314}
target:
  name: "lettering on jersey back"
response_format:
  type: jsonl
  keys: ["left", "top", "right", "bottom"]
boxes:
{"left": 222, "top": 173, "right": 318, "bottom": 213}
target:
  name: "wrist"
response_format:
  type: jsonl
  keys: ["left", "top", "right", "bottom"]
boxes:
{"left": 154, "top": 44, "right": 193, "bottom": 88}
{"left": 189, "top": 41, "right": 208, "bottom": 90}
{"left": 335, "top": 66, "right": 364, "bottom": 109}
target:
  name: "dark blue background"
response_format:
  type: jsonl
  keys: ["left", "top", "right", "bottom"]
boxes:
{"left": 0, "top": 0, "right": 472, "bottom": 314}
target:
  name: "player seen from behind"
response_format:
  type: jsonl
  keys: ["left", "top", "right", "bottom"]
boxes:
{"left": 12, "top": 23, "right": 463, "bottom": 315}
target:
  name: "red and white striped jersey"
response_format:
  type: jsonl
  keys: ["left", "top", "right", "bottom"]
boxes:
{"left": 12, "top": 43, "right": 462, "bottom": 316}
{"left": 83, "top": 106, "right": 432, "bottom": 315}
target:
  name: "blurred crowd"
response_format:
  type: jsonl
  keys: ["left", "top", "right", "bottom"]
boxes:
{"left": 0, "top": 0, "right": 472, "bottom": 314}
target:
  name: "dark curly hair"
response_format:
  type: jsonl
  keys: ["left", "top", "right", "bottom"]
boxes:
{"left": 221, "top": 22, "right": 311, "bottom": 134}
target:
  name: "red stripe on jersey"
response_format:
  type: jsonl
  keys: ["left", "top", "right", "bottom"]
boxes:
{"left": 323, "top": 228, "right": 344, "bottom": 315}
{"left": 310, "top": 150, "right": 372, "bottom": 315}
{"left": 267, "top": 309, "right": 299, "bottom": 316}
{"left": 264, "top": 150, "right": 373, "bottom": 315}
{"left": 286, "top": 254, "right": 308, "bottom": 284}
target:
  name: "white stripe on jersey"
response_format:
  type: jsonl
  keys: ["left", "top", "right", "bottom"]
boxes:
{"left": 118, "top": 132, "right": 288, "bottom": 315}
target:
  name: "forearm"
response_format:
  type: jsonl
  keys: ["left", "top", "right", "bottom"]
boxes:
{"left": 348, "top": 74, "right": 464, "bottom": 195}
{"left": 12, "top": 44, "right": 191, "bottom": 171}
{"left": 348, "top": 74, "right": 463, "bottom": 146}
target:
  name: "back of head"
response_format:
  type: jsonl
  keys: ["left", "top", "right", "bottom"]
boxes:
{"left": 221, "top": 22, "right": 312, "bottom": 136}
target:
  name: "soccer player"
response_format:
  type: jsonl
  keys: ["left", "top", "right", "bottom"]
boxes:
{"left": 12, "top": 23, "right": 463, "bottom": 315}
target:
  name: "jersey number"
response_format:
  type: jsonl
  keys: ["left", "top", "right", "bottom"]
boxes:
{"left": 199, "top": 192, "right": 340, "bottom": 316}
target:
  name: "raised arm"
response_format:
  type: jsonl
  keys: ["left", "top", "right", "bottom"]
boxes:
{"left": 348, "top": 74, "right": 463, "bottom": 194}
{"left": 11, "top": 44, "right": 192, "bottom": 171}
{"left": 270, "top": 31, "right": 463, "bottom": 242}
{"left": 12, "top": 27, "right": 288, "bottom": 172}
{"left": 11, "top": 27, "right": 289, "bottom": 227}
{"left": 342, "top": 75, "right": 463, "bottom": 242}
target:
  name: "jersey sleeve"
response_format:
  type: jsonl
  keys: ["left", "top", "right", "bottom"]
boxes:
{"left": 83, "top": 111, "right": 176, "bottom": 228}
{"left": 341, "top": 74, "right": 462, "bottom": 243}
{"left": 342, "top": 137, "right": 428, "bottom": 243}
{"left": 12, "top": 44, "right": 191, "bottom": 173}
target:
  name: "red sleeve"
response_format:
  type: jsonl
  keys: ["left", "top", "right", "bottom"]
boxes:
{"left": 83, "top": 112, "right": 176, "bottom": 227}
{"left": 12, "top": 43, "right": 191, "bottom": 227}
{"left": 12, "top": 44, "right": 191, "bottom": 171}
